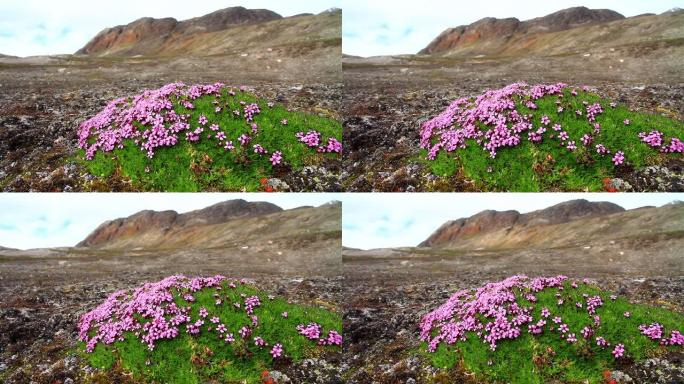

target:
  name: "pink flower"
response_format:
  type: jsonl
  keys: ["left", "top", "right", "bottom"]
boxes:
{"left": 595, "top": 144, "right": 609, "bottom": 155}
{"left": 199, "top": 308, "right": 208, "bottom": 318}
{"left": 253, "top": 144, "right": 267, "bottom": 154}
{"left": 612, "top": 151, "right": 625, "bottom": 166}
{"left": 239, "top": 326, "right": 251, "bottom": 339}
{"left": 238, "top": 134, "right": 251, "bottom": 146}
{"left": 596, "top": 336, "right": 609, "bottom": 347}
{"left": 297, "top": 323, "right": 322, "bottom": 340}
{"left": 281, "top": 119, "right": 288, "bottom": 125}
{"left": 623, "top": 119, "right": 630, "bottom": 125}
{"left": 224, "top": 141, "right": 234, "bottom": 151}
{"left": 271, "top": 343, "right": 283, "bottom": 358}
{"left": 270, "top": 151, "right": 282, "bottom": 165}
{"left": 281, "top": 312, "right": 288, "bottom": 318}
{"left": 623, "top": 311, "right": 631, "bottom": 318}
{"left": 254, "top": 336, "right": 266, "bottom": 347}
{"left": 198, "top": 115, "right": 208, "bottom": 126}
{"left": 612, "top": 343, "right": 625, "bottom": 358}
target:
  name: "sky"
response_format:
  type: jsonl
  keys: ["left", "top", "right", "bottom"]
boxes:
{"left": 0, "top": 0, "right": 340, "bottom": 57}
{"left": 0, "top": 193, "right": 339, "bottom": 249}
{"left": 342, "top": 193, "right": 684, "bottom": 249}
{"left": 343, "top": 0, "right": 684, "bottom": 57}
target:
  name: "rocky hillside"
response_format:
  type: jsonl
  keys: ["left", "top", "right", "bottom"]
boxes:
{"left": 419, "top": 6, "right": 684, "bottom": 57}
{"left": 76, "top": 7, "right": 341, "bottom": 57}
{"left": 418, "top": 200, "right": 684, "bottom": 250}
{"left": 77, "top": 7, "right": 280, "bottom": 55}
{"left": 419, "top": 199, "right": 624, "bottom": 247}
{"left": 76, "top": 200, "right": 340, "bottom": 250}
{"left": 78, "top": 199, "right": 282, "bottom": 247}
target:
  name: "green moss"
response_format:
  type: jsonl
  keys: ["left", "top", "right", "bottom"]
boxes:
{"left": 78, "top": 89, "right": 341, "bottom": 191}
{"left": 80, "top": 281, "right": 341, "bottom": 384}
{"left": 424, "top": 89, "right": 684, "bottom": 191}
{"left": 423, "top": 281, "right": 684, "bottom": 383}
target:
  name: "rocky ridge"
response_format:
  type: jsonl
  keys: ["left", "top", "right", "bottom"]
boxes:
{"left": 418, "top": 6, "right": 684, "bottom": 56}
{"left": 77, "top": 7, "right": 282, "bottom": 55}
{"left": 419, "top": 200, "right": 684, "bottom": 250}
{"left": 419, "top": 199, "right": 625, "bottom": 247}
{"left": 77, "top": 199, "right": 283, "bottom": 247}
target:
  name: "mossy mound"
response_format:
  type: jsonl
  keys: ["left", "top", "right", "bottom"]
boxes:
{"left": 79, "top": 275, "right": 342, "bottom": 384}
{"left": 78, "top": 83, "right": 342, "bottom": 191}
{"left": 421, "top": 83, "right": 683, "bottom": 191}
{"left": 420, "top": 275, "right": 684, "bottom": 384}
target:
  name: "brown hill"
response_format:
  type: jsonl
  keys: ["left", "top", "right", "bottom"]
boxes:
{"left": 419, "top": 199, "right": 625, "bottom": 247}
{"left": 76, "top": 200, "right": 341, "bottom": 251}
{"left": 77, "top": 199, "right": 282, "bottom": 248}
{"left": 77, "top": 7, "right": 281, "bottom": 55}
{"left": 419, "top": 6, "right": 684, "bottom": 57}
{"left": 419, "top": 200, "right": 684, "bottom": 250}
{"left": 76, "top": 7, "right": 341, "bottom": 58}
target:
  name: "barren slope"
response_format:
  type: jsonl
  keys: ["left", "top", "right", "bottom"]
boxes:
{"left": 420, "top": 7, "right": 684, "bottom": 58}
{"left": 421, "top": 201, "right": 682, "bottom": 250}
{"left": 77, "top": 8, "right": 341, "bottom": 58}
{"left": 77, "top": 200, "right": 340, "bottom": 250}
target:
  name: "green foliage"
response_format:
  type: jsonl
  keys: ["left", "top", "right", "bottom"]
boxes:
{"left": 425, "top": 89, "right": 684, "bottom": 191}
{"left": 79, "top": 90, "right": 341, "bottom": 191}
{"left": 81, "top": 282, "right": 341, "bottom": 384}
{"left": 423, "top": 281, "right": 684, "bottom": 383}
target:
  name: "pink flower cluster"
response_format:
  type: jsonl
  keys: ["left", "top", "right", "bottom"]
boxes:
{"left": 639, "top": 323, "right": 684, "bottom": 346}
{"left": 419, "top": 275, "right": 568, "bottom": 352}
{"left": 420, "top": 83, "right": 568, "bottom": 159}
{"left": 78, "top": 82, "right": 342, "bottom": 165}
{"left": 296, "top": 323, "right": 343, "bottom": 346}
{"left": 296, "top": 131, "right": 343, "bottom": 154}
{"left": 78, "top": 83, "right": 223, "bottom": 159}
{"left": 420, "top": 275, "right": 683, "bottom": 359}
{"left": 78, "top": 275, "right": 226, "bottom": 352}
{"left": 78, "top": 275, "right": 342, "bottom": 360}
{"left": 639, "top": 130, "right": 684, "bottom": 154}
{"left": 420, "top": 82, "right": 681, "bottom": 166}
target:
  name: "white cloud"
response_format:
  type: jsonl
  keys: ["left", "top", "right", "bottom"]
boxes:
{"left": 0, "top": 0, "right": 340, "bottom": 57}
{"left": 343, "top": 0, "right": 683, "bottom": 56}
{"left": 0, "top": 193, "right": 341, "bottom": 249}
{"left": 342, "top": 193, "right": 683, "bottom": 249}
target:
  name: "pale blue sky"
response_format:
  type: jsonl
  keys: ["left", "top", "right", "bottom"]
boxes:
{"left": 0, "top": 194, "right": 339, "bottom": 249}
{"left": 342, "top": 193, "right": 684, "bottom": 249}
{"left": 0, "top": 0, "right": 340, "bottom": 57}
{"left": 343, "top": 0, "right": 683, "bottom": 56}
